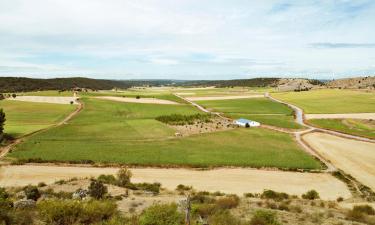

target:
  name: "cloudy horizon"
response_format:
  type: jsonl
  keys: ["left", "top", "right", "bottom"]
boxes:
{"left": 0, "top": 0, "right": 375, "bottom": 80}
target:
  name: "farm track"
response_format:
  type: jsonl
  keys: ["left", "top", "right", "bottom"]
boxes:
{"left": 0, "top": 100, "right": 84, "bottom": 160}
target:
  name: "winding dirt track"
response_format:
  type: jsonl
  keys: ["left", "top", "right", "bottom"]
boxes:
{"left": 0, "top": 165, "right": 351, "bottom": 200}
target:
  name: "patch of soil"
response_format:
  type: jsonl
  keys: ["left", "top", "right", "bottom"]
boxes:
{"left": 170, "top": 117, "right": 235, "bottom": 136}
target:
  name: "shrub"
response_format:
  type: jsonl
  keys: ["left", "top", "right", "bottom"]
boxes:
{"left": 88, "top": 180, "right": 108, "bottom": 199}
{"left": 176, "top": 184, "right": 192, "bottom": 191}
{"left": 98, "top": 174, "right": 117, "bottom": 185}
{"left": 249, "top": 210, "right": 281, "bottom": 225}
{"left": 208, "top": 210, "right": 244, "bottom": 225}
{"left": 191, "top": 192, "right": 215, "bottom": 204}
{"left": 244, "top": 193, "right": 255, "bottom": 198}
{"left": 336, "top": 197, "right": 344, "bottom": 202}
{"left": 37, "top": 199, "right": 118, "bottom": 225}
{"left": 261, "top": 190, "right": 289, "bottom": 201}
{"left": 117, "top": 168, "right": 132, "bottom": 187}
{"left": 215, "top": 195, "right": 240, "bottom": 209}
{"left": 302, "top": 190, "right": 320, "bottom": 200}
{"left": 353, "top": 205, "right": 375, "bottom": 215}
{"left": 139, "top": 203, "right": 183, "bottom": 225}
{"left": 0, "top": 188, "right": 9, "bottom": 200}
{"left": 24, "top": 185, "right": 41, "bottom": 201}
{"left": 135, "top": 183, "right": 161, "bottom": 194}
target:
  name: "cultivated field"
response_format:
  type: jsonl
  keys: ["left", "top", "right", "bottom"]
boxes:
{"left": 196, "top": 98, "right": 302, "bottom": 129}
{"left": 8, "top": 97, "right": 320, "bottom": 169}
{"left": 308, "top": 119, "right": 375, "bottom": 139}
{"left": 303, "top": 132, "right": 375, "bottom": 191}
{"left": 0, "top": 100, "right": 75, "bottom": 137}
{"left": 272, "top": 89, "right": 375, "bottom": 114}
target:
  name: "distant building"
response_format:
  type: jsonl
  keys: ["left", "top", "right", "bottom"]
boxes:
{"left": 235, "top": 118, "right": 260, "bottom": 127}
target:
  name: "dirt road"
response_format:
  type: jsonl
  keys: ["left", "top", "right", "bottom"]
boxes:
{"left": 95, "top": 96, "right": 180, "bottom": 105}
{"left": 305, "top": 113, "right": 375, "bottom": 120}
{"left": 303, "top": 132, "right": 375, "bottom": 191}
{"left": 0, "top": 165, "right": 351, "bottom": 200}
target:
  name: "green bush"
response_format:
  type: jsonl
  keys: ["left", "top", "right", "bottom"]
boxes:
{"left": 24, "top": 185, "right": 41, "bottom": 201}
{"left": 88, "top": 180, "right": 108, "bottom": 199}
{"left": 352, "top": 205, "right": 375, "bottom": 215}
{"left": 249, "top": 210, "right": 281, "bottom": 225}
{"left": 98, "top": 174, "right": 117, "bottom": 185}
{"left": 261, "top": 190, "right": 289, "bottom": 201}
{"left": 302, "top": 190, "right": 320, "bottom": 200}
{"left": 37, "top": 199, "right": 118, "bottom": 225}
{"left": 208, "top": 210, "right": 244, "bottom": 225}
{"left": 215, "top": 195, "right": 240, "bottom": 209}
{"left": 139, "top": 203, "right": 184, "bottom": 225}
{"left": 135, "top": 183, "right": 161, "bottom": 194}
{"left": 176, "top": 184, "right": 192, "bottom": 191}
{"left": 0, "top": 188, "right": 9, "bottom": 200}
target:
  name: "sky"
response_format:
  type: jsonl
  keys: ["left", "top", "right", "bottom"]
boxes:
{"left": 0, "top": 0, "right": 375, "bottom": 80}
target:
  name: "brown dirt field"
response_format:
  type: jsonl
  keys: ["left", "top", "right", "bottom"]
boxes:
{"left": 0, "top": 165, "right": 350, "bottom": 200}
{"left": 186, "top": 95, "right": 264, "bottom": 101}
{"left": 8, "top": 96, "right": 78, "bottom": 104}
{"left": 303, "top": 132, "right": 375, "bottom": 191}
{"left": 305, "top": 113, "right": 375, "bottom": 120}
{"left": 95, "top": 96, "right": 180, "bottom": 105}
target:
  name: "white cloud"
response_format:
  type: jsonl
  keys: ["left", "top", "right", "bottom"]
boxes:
{"left": 0, "top": 0, "right": 374, "bottom": 79}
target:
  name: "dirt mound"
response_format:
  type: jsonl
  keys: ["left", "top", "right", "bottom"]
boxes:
{"left": 276, "top": 78, "right": 319, "bottom": 92}
{"left": 327, "top": 76, "right": 375, "bottom": 89}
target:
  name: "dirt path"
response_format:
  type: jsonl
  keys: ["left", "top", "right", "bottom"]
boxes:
{"left": 303, "top": 132, "right": 375, "bottom": 191}
{"left": 96, "top": 96, "right": 180, "bottom": 105}
{"left": 0, "top": 101, "right": 83, "bottom": 160}
{"left": 305, "top": 113, "right": 375, "bottom": 120}
{"left": 0, "top": 165, "right": 351, "bottom": 200}
{"left": 185, "top": 95, "right": 264, "bottom": 101}
{"left": 9, "top": 96, "right": 78, "bottom": 105}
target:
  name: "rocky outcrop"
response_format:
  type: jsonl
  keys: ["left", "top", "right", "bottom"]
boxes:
{"left": 327, "top": 76, "right": 375, "bottom": 89}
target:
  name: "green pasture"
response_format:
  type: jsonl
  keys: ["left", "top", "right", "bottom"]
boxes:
{"left": 0, "top": 100, "right": 75, "bottom": 137}
{"left": 272, "top": 89, "right": 375, "bottom": 114}
{"left": 9, "top": 98, "right": 320, "bottom": 169}
{"left": 196, "top": 98, "right": 302, "bottom": 129}
{"left": 173, "top": 87, "right": 270, "bottom": 97}
{"left": 308, "top": 119, "right": 375, "bottom": 139}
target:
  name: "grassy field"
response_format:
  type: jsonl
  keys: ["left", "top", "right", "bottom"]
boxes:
{"left": 9, "top": 98, "right": 320, "bottom": 169}
{"left": 308, "top": 119, "right": 375, "bottom": 139}
{"left": 196, "top": 98, "right": 302, "bottom": 129}
{"left": 0, "top": 100, "right": 75, "bottom": 137}
{"left": 173, "top": 87, "right": 271, "bottom": 97}
{"left": 272, "top": 89, "right": 375, "bottom": 114}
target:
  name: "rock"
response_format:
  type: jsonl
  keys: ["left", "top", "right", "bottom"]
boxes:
{"left": 14, "top": 199, "right": 36, "bottom": 209}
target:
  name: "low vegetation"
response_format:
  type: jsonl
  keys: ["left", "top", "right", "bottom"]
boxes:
{"left": 156, "top": 113, "right": 212, "bottom": 125}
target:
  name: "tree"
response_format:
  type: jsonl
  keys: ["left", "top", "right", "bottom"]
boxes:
{"left": 0, "top": 109, "right": 5, "bottom": 141}
{"left": 116, "top": 168, "right": 132, "bottom": 187}
{"left": 24, "top": 185, "right": 41, "bottom": 201}
{"left": 302, "top": 190, "right": 320, "bottom": 200}
{"left": 88, "top": 180, "right": 107, "bottom": 199}
{"left": 11, "top": 94, "right": 16, "bottom": 98}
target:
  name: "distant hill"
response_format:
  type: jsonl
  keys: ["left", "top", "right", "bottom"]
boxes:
{"left": 178, "top": 78, "right": 280, "bottom": 87}
{"left": 326, "top": 76, "right": 375, "bottom": 89}
{"left": 0, "top": 77, "right": 179, "bottom": 92}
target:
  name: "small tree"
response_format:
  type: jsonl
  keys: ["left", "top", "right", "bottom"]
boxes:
{"left": 302, "top": 190, "right": 320, "bottom": 200}
{"left": 24, "top": 185, "right": 41, "bottom": 201}
{"left": 0, "top": 109, "right": 5, "bottom": 141}
{"left": 88, "top": 180, "right": 107, "bottom": 199}
{"left": 11, "top": 94, "right": 16, "bottom": 98}
{"left": 117, "top": 168, "right": 132, "bottom": 187}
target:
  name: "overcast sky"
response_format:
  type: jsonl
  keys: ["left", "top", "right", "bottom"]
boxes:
{"left": 0, "top": 0, "right": 375, "bottom": 80}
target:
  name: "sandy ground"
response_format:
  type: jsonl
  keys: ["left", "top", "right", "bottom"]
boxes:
{"left": 303, "top": 132, "right": 375, "bottom": 191}
{"left": 305, "top": 113, "right": 375, "bottom": 120}
{"left": 8, "top": 96, "right": 78, "bottom": 105}
{"left": 0, "top": 165, "right": 350, "bottom": 200}
{"left": 95, "top": 96, "right": 180, "bottom": 105}
{"left": 186, "top": 95, "right": 264, "bottom": 101}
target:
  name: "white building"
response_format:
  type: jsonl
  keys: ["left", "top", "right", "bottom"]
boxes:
{"left": 235, "top": 118, "right": 260, "bottom": 127}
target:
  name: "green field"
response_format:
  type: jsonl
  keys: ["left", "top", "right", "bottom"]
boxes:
{"left": 0, "top": 100, "right": 75, "bottom": 137}
{"left": 9, "top": 98, "right": 320, "bottom": 169}
{"left": 272, "top": 89, "right": 375, "bottom": 114}
{"left": 308, "top": 119, "right": 375, "bottom": 139}
{"left": 196, "top": 98, "right": 302, "bottom": 129}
